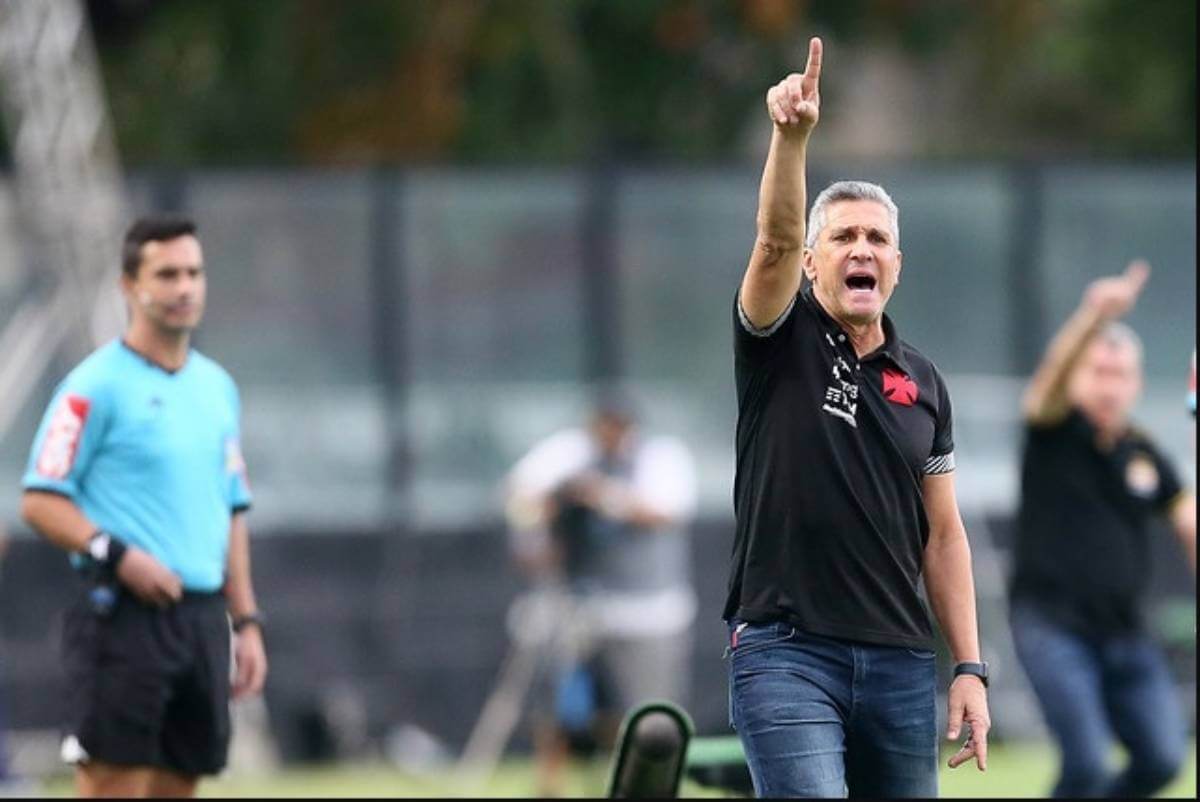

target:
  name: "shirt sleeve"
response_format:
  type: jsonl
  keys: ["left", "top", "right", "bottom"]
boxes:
{"left": 226, "top": 380, "right": 253, "bottom": 512}
{"left": 733, "top": 288, "right": 799, "bottom": 369}
{"left": 922, "top": 367, "right": 956, "bottom": 475}
{"left": 22, "top": 374, "right": 110, "bottom": 499}
{"left": 504, "top": 429, "right": 593, "bottom": 530}
{"left": 1150, "top": 444, "right": 1184, "bottom": 514}
{"left": 631, "top": 437, "right": 698, "bottom": 522}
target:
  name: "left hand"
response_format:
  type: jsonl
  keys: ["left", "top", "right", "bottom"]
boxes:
{"left": 945, "top": 675, "right": 990, "bottom": 771}
{"left": 232, "top": 624, "right": 268, "bottom": 700}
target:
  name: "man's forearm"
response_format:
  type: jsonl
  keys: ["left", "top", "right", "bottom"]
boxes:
{"left": 1025, "top": 262, "right": 1149, "bottom": 422}
{"left": 741, "top": 129, "right": 810, "bottom": 328}
{"left": 1023, "top": 302, "right": 1105, "bottom": 421}
{"left": 923, "top": 528, "right": 981, "bottom": 663}
{"left": 224, "top": 513, "right": 259, "bottom": 618}
{"left": 20, "top": 491, "right": 95, "bottom": 553}
{"left": 756, "top": 128, "right": 809, "bottom": 250}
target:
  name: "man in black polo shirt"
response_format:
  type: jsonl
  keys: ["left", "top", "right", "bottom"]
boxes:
{"left": 1008, "top": 261, "right": 1196, "bottom": 798}
{"left": 725, "top": 37, "right": 990, "bottom": 798}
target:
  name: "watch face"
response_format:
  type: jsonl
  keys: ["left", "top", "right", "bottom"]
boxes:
{"left": 89, "top": 534, "right": 110, "bottom": 561}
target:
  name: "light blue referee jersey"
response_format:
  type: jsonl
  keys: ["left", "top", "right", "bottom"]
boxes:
{"left": 22, "top": 339, "right": 252, "bottom": 591}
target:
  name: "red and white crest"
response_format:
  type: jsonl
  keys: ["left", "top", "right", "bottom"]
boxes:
{"left": 35, "top": 394, "right": 91, "bottom": 479}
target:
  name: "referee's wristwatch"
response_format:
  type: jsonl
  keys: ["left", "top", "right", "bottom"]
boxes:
{"left": 953, "top": 661, "right": 989, "bottom": 688}
{"left": 86, "top": 530, "right": 127, "bottom": 572}
{"left": 232, "top": 611, "right": 266, "bottom": 634}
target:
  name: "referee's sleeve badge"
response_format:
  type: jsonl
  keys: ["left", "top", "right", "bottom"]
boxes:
{"left": 35, "top": 394, "right": 91, "bottom": 479}
{"left": 224, "top": 436, "right": 247, "bottom": 477}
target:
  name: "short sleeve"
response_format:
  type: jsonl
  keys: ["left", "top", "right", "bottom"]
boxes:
{"left": 922, "top": 368, "right": 956, "bottom": 475}
{"left": 1151, "top": 446, "right": 1183, "bottom": 514}
{"left": 733, "top": 289, "right": 799, "bottom": 369}
{"left": 632, "top": 437, "right": 698, "bottom": 522}
{"left": 225, "top": 380, "right": 253, "bottom": 512}
{"left": 503, "top": 429, "right": 593, "bottom": 531}
{"left": 22, "top": 375, "right": 111, "bottom": 499}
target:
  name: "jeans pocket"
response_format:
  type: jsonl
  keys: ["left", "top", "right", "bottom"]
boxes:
{"left": 905, "top": 648, "right": 937, "bottom": 659}
{"left": 730, "top": 621, "right": 796, "bottom": 658}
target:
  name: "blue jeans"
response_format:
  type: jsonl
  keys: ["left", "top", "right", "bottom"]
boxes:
{"left": 1010, "top": 600, "right": 1186, "bottom": 798}
{"left": 726, "top": 620, "right": 938, "bottom": 798}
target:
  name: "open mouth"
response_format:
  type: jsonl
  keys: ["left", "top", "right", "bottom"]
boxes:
{"left": 845, "top": 274, "right": 877, "bottom": 292}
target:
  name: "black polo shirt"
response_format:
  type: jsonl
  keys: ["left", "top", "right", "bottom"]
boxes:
{"left": 725, "top": 284, "right": 956, "bottom": 650}
{"left": 1009, "top": 409, "right": 1184, "bottom": 636}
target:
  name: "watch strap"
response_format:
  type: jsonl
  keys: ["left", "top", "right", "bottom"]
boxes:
{"left": 953, "top": 661, "right": 989, "bottom": 688}
{"left": 232, "top": 611, "right": 265, "bottom": 633}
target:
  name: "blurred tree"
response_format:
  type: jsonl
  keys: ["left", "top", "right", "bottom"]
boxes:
{"left": 957, "top": 0, "right": 1196, "bottom": 156}
{"left": 52, "top": 0, "right": 1196, "bottom": 165}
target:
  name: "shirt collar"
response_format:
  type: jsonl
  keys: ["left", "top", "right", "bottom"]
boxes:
{"left": 801, "top": 284, "right": 914, "bottom": 374}
{"left": 120, "top": 338, "right": 190, "bottom": 375}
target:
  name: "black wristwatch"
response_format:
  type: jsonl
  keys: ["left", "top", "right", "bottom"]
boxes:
{"left": 86, "top": 530, "right": 127, "bottom": 573}
{"left": 232, "top": 611, "right": 265, "bottom": 634}
{"left": 953, "top": 661, "right": 989, "bottom": 688}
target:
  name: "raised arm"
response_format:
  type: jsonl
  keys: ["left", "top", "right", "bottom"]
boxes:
{"left": 1022, "top": 260, "right": 1149, "bottom": 425}
{"left": 739, "top": 37, "right": 822, "bottom": 329}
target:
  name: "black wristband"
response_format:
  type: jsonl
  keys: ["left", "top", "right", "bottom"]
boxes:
{"left": 86, "top": 530, "right": 127, "bottom": 572}
{"left": 953, "top": 661, "right": 989, "bottom": 688}
{"left": 232, "top": 611, "right": 265, "bottom": 634}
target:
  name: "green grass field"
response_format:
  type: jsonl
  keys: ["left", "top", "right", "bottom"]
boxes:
{"left": 29, "top": 740, "right": 1197, "bottom": 797}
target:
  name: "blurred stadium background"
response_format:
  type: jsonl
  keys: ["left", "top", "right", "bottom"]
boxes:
{"left": 0, "top": 0, "right": 1194, "bottom": 796}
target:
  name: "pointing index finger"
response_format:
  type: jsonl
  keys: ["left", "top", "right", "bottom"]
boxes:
{"left": 804, "top": 36, "right": 823, "bottom": 83}
{"left": 1124, "top": 258, "right": 1150, "bottom": 290}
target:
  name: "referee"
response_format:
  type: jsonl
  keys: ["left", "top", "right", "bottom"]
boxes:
{"left": 724, "top": 37, "right": 990, "bottom": 797}
{"left": 20, "top": 215, "right": 267, "bottom": 798}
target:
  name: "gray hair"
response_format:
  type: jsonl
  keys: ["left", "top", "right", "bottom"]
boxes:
{"left": 805, "top": 180, "right": 900, "bottom": 249}
{"left": 1094, "top": 320, "right": 1144, "bottom": 365}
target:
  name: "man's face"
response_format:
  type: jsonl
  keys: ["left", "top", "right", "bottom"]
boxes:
{"left": 803, "top": 200, "right": 902, "bottom": 327}
{"left": 1069, "top": 337, "right": 1142, "bottom": 433}
{"left": 122, "top": 235, "right": 207, "bottom": 333}
{"left": 591, "top": 413, "right": 634, "bottom": 456}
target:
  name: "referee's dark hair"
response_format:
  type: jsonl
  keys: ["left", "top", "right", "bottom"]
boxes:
{"left": 122, "top": 215, "right": 198, "bottom": 277}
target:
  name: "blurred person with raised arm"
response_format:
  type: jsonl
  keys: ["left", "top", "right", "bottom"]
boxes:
{"left": 1008, "top": 260, "right": 1195, "bottom": 797}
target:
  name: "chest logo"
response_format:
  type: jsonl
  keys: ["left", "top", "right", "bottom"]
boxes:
{"left": 821, "top": 334, "right": 859, "bottom": 427}
{"left": 882, "top": 368, "right": 919, "bottom": 406}
{"left": 1125, "top": 453, "right": 1159, "bottom": 498}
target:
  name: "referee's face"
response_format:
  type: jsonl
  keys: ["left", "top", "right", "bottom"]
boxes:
{"left": 804, "top": 200, "right": 902, "bottom": 328}
{"left": 124, "top": 235, "right": 207, "bottom": 334}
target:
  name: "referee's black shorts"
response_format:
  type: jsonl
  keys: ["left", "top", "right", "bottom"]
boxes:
{"left": 60, "top": 585, "right": 232, "bottom": 776}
